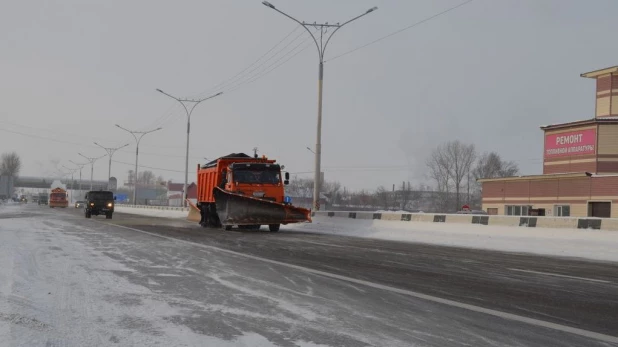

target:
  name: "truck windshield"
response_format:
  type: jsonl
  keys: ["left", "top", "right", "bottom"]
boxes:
{"left": 233, "top": 170, "right": 280, "bottom": 184}
{"left": 89, "top": 192, "right": 114, "bottom": 200}
{"left": 50, "top": 193, "right": 65, "bottom": 200}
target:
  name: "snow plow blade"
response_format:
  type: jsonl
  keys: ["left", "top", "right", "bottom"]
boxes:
{"left": 186, "top": 200, "right": 201, "bottom": 222}
{"left": 213, "top": 187, "right": 311, "bottom": 226}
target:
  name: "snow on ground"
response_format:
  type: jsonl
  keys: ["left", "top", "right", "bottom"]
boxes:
{"left": 286, "top": 217, "right": 618, "bottom": 263}
{"left": 0, "top": 205, "right": 310, "bottom": 346}
{"left": 115, "top": 206, "right": 188, "bottom": 219}
{"left": 115, "top": 206, "right": 618, "bottom": 262}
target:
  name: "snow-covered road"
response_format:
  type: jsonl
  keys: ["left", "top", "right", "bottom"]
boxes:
{"left": 1, "top": 203, "right": 617, "bottom": 346}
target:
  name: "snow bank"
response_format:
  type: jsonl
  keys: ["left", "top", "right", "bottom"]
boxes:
{"left": 112, "top": 206, "right": 618, "bottom": 262}
{"left": 115, "top": 206, "right": 188, "bottom": 219}
{"left": 285, "top": 216, "right": 618, "bottom": 262}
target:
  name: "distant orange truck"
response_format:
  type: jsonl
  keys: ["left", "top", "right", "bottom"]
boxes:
{"left": 49, "top": 187, "right": 68, "bottom": 208}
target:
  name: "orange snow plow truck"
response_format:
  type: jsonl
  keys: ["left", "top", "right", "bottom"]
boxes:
{"left": 193, "top": 153, "right": 311, "bottom": 232}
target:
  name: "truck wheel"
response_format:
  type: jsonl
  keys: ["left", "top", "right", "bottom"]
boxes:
{"left": 106, "top": 213, "right": 112, "bottom": 219}
{"left": 224, "top": 225, "right": 232, "bottom": 231}
{"left": 85, "top": 211, "right": 91, "bottom": 219}
{"left": 268, "top": 224, "right": 280, "bottom": 232}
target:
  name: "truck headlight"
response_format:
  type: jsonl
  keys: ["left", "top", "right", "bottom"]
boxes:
{"left": 107, "top": 203, "right": 113, "bottom": 207}
{"left": 90, "top": 203, "right": 94, "bottom": 206}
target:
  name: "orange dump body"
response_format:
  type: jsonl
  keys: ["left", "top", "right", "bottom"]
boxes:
{"left": 197, "top": 155, "right": 280, "bottom": 203}
{"left": 49, "top": 188, "right": 68, "bottom": 208}
{"left": 195, "top": 153, "right": 311, "bottom": 227}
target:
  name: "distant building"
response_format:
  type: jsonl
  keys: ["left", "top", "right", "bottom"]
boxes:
{"left": 0, "top": 176, "right": 14, "bottom": 199}
{"left": 479, "top": 65, "right": 618, "bottom": 218}
{"left": 167, "top": 181, "right": 197, "bottom": 206}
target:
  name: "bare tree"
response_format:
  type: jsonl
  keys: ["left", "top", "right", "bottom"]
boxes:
{"left": 1, "top": 152, "right": 21, "bottom": 177}
{"left": 1, "top": 152, "right": 21, "bottom": 198}
{"left": 398, "top": 181, "right": 414, "bottom": 210}
{"left": 374, "top": 186, "right": 390, "bottom": 210}
{"left": 285, "top": 177, "right": 313, "bottom": 199}
{"left": 473, "top": 152, "right": 519, "bottom": 180}
{"left": 138, "top": 170, "right": 156, "bottom": 185}
{"left": 322, "top": 180, "right": 342, "bottom": 204}
{"left": 352, "top": 190, "right": 373, "bottom": 209}
{"left": 426, "top": 144, "right": 453, "bottom": 211}
{"left": 444, "top": 141, "right": 476, "bottom": 211}
{"left": 426, "top": 141, "right": 476, "bottom": 211}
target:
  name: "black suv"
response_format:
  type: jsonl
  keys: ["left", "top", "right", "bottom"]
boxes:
{"left": 84, "top": 190, "right": 116, "bottom": 219}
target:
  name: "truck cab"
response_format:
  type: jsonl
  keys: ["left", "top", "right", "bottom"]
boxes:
{"left": 84, "top": 190, "right": 116, "bottom": 219}
{"left": 224, "top": 162, "right": 289, "bottom": 203}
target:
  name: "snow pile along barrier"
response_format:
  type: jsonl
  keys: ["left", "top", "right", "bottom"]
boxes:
{"left": 312, "top": 211, "right": 617, "bottom": 231}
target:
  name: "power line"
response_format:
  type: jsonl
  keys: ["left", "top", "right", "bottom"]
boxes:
{"left": 0, "top": 126, "right": 204, "bottom": 160}
{"left": 218, "top": 29, "right": 311, "bottom": 93}
{"left": 111, "top": 159, "right": 189, "bottom": 173}
{"left": 187, "top": 26, "right": 313, "bottom": 100}
{"left": 0, "top": 119, "right": 190, "bottom": 151}
{"left": 223, "top": 31, "right": 316, "bottom": 94}
{"left": 189, "top": 26, "right": 302, "bottom": 99}
{"left": 326, "top": 0, "right": 476, "bottom": 63}
{"left": 153, "top": 26, "right": 315, "bottom": 126}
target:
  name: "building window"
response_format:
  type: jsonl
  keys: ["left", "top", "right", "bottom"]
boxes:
{"left": 555, "top": 205, "right": 570, "bottom": 217}
{"left": 505, "top": 205, "right": 532, "bottom": 216}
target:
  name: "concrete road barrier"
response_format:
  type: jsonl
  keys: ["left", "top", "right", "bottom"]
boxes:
{"left": 536, "top": 217, "right": 578, "bottom": 229}
{"left": 488, "top": 216, "right": 520, "bottom": 227}
{"left": 445, "top": 214, "right": 473, "bottom": 224}
{"left": 117, "top": 205, "right": 618, "bottom": 232}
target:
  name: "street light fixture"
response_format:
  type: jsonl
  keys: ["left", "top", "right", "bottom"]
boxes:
{"left": 156, "top": 88, "right": 223, "bottom": 207}
{"left": 115, "top": 124, "right": 162, "bottom": 205}
{"left": 94, "top": 142, "right": 130, "bottom": 189}
{"left": 78, "top": 153, "right": 107, "bottom": 191}
{"left": 306, "top": 147, "right": 315, "bottom": 154}
{"left": 262, "top": 1, "right": 378, "bottom": 211}
{"left": 69, "top": 160, "right": 88, "bottom": 199}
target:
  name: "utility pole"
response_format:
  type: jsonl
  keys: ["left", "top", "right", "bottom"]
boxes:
{"left": 78, "top": 153, "right": 107, "bottom": 191}
{"left": 94, "top": 142, "right": 129, "bottom": 189}
{"left": 115, "top": 124, "right": 162, "bottom": 205}
{"left": 156, "top": 89, "right": 222, "bottom": 208}
{"left": 69, "top": 160, "right": 88, "bottom": 199}
{"left": 262, "top": 1, "right": 377, "bottom": 211}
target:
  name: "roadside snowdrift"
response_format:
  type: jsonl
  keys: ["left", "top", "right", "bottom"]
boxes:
{"left": 113, "top": 206, "right": 618, "bottom": 262}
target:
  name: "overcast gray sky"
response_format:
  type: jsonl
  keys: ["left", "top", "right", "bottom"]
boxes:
{"left": 2, "top": 0, "right": 618, "bottom": 191}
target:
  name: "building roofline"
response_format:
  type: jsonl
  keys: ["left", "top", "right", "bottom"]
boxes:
{"left": 580, "top": 66, "right": 618, "bottom": 78}
{"left": 540, "top": 117, "right": 618, "bottom": 130}
{"left": 477, "top": 172, "right": 589, "bottom": 183}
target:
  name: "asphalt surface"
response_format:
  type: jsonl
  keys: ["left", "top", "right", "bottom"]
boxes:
{"left": 4, "top": 203, "right": 618, "bottom": 346}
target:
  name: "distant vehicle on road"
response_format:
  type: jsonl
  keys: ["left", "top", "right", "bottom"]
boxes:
{"left": 49, "top": 188, "right": 68, "bottom": 208}
{"left": 74, "top": 200, "right": 86, "bottom": 208}
{"left": 84, "top": 191, "right": 115, "bottom": 219}
{"left": 38, "top": 193, "right": 49, "bottom": 205}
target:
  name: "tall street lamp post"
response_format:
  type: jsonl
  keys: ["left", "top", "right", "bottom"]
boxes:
{"left": 94, "top": 142, "right": 130, "bottom": 189}
{"left": 115, "top": 125, "right": 162, "bottom": 205}
{"left": 262, "top": 1, "right": 377, "bottom": 211}
{"left": 78, "top": 153, "right": 107, "bottom": 191}
{"left": 69, "top": 160, "right": 88, "bottom": 199}
{"left": 156, "top": 88, "right": 222, "bottom": 208}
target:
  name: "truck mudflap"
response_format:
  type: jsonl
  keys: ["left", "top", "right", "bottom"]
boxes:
{"left": 213, "top": 187, "right": 311, "bottom": 226}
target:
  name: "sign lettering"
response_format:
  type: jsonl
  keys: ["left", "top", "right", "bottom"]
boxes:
{"left": 544, "top": 129, "right": 596, "bottom": 158}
